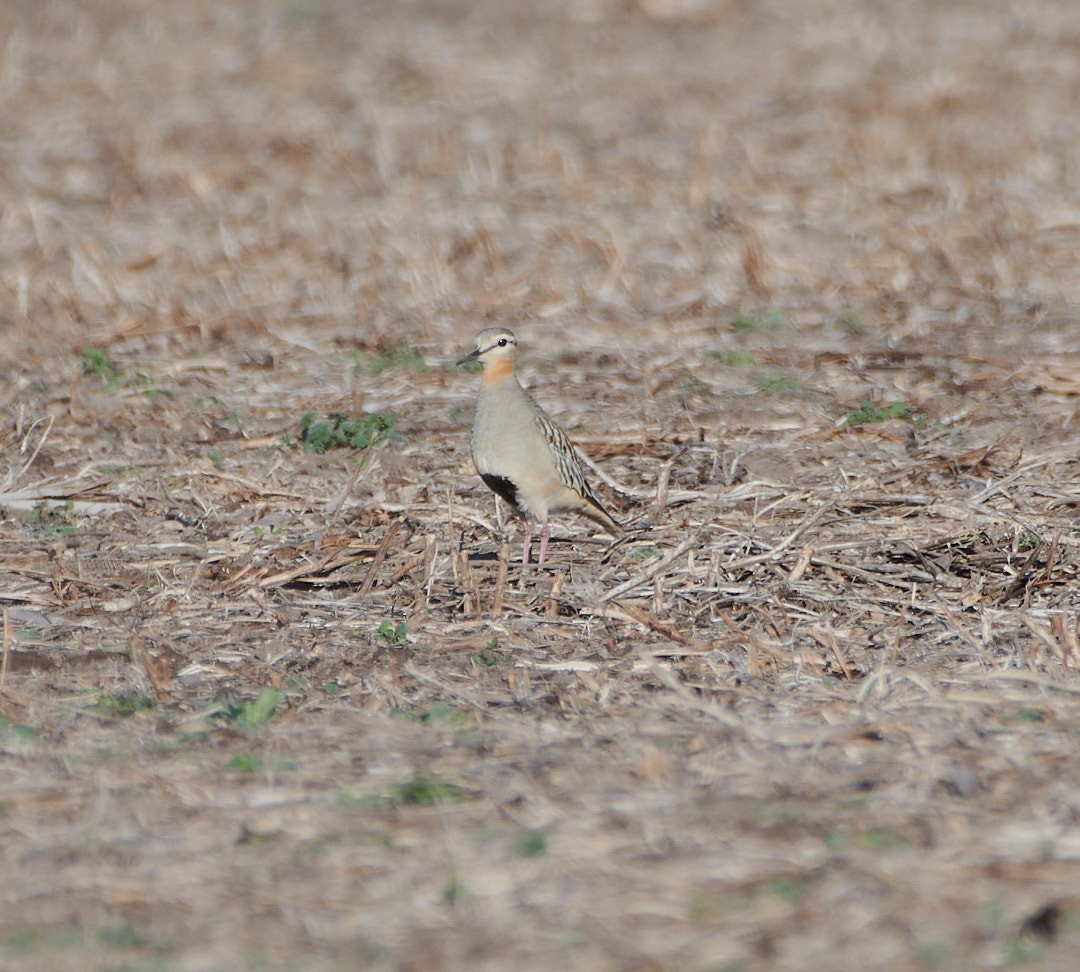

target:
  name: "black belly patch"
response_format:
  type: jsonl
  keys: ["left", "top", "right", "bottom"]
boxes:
{"left": 480, "top": 473, "right": 521, "bottom": 511}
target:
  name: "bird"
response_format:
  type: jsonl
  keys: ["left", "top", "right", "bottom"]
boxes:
{"left": 456, "top": 327, "right": 623, "bottom": 566}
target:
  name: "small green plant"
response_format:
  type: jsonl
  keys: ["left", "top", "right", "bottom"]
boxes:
{"left": 517, "top": 831, "right": 547, "bottom": 858}
{"left": 93, "top": 691, "right": 155, "bottom": 717}
{"left": 81, "top": 347, "right": 122, "bottom": 386}
{"left": 917, "top": 940, "right": 951, "bottom": 969}
{"left": 766, "top": 875, "right": 805, "bottom": 902}
{"left": 99, "top": 924, "right": 146, "bottom": 948}
{"left": 390, "top": 772, "right": 465, "bottom": 806}
{"left": 210, "top": 687, "right": 282, "bottom": 728}
{"left": 417, "top": 702, "right": 467, "bottom": 725}
{"left": 707, "top": 348, "right": 756, "bottom": 366}
{"left": 1004, "top": 936, "right": 1043, "bottom": 965}
{"left": 25, "top": 501, "right": 77, "bottom": 537}
{"left": 443, "top": 878, "right": 466, "bottom": 904}
{"left": 471, "top": 638, "right": 503, "bottom": 667}
{"left": 1012, "top": 708, "right": 1045, "bottom": 723}
{"left": 226, "top": 753, "right": 263, "bottom": 773}
{"left": 356, "top": 347, "right": 429, "bottom": 375}
{"left": 0, "top": 714, "right": 37, "bottom": 741}
{"left": 1016, "top": 529, "right": 1042, "bottom": 551}
{"left": 732, "top": 310, "right": 787, "bottom": 331}
{"left": 825, "top": 828, "right": 912, "bottom": 852}
{"left": 376, "top": 620, "right": 408, "bottom": 645}
{"left": 80, "top": 348, "right": 164, "bottom": 396}
{"left": 298, "top": 411, "right": 395, "bottom": 453}
{"left": 390, "top": 703, "right": 469, "bottom": 724}
{"left": 754, "top": 371, "right": 799, "bottom": 395}
{"left": 832, "top": 312, "right": 863, "bottom": 334}
{"left": 843, "top": 400, "right": 910, "bottom": 425}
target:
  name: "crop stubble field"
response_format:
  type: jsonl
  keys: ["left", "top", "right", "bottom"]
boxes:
{"left": 2, "top": 0, "right": 1080, "bottom": 969}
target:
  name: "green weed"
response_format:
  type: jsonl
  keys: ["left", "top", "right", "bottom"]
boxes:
{"left": 0, "top": 714, "right": 37, "bottom": 741}
{"left": 843, "top": 400, "right": 911, "bottom": 425}
{"left": 25, "top": 501, "right": 77, "bottom": 537}
{"left": 80, "top": 347, "right": 164, "bottom": 397}
{"left": 443, "top": 878, "right": 466, "bottom": 904}
{"left": 707, "top": 348, "right": 756, "bottom": 366}
{"left": 209, "top": 687, "right": 282, "bottom": 728}
{"left": 732, "top": 310, "right": 787, "bottom": 331}
{"left": 376, "top": 620, "right": 408, "bottom": 645}
{"left": 1016, "top": 529, "right": 1042, "bottom": 551}
{"left": 94, "top": 691, "right": 155, "bottom": 717}
{"left": 825, "top": 828, "right": 912, "bottom": 852}
{"left": 356, "top": 347, "right": 428, "bottom": 375}
{"left": 832, "top": 312, "right": 863, "bottom": 334}
{"left": 390, "top": 772, "right": 465, "bottom": 806}
{"left": 754, "top": 371, "right": 799, "bottom": 394}
{"left": 766, "top": 875, "right": 805, "bottom": 902}
{"left": 517, "top": 831, "right": 547, "bottom": 857}
{"left": 81, "top": 346, "right": 122, "bottom": 385}
{"left": 390, "top": 702, "right": 468, "bottom": 725}
{"left": 298, "top": 411, "right": 395, "bottom": 453}
{"left": 226, "top": 754, "right": 263, "bottom": 773}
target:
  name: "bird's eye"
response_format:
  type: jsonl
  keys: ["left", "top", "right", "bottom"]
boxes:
{"left": 497, "top": 338, "right": 508, "bottom": 347}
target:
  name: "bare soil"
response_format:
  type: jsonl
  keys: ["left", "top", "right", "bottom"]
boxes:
{"left": 3, "top": 1, "right": 1080, "bottom": 969}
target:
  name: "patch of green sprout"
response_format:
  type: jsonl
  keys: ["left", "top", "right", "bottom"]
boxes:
{"left": 25, "top": 501, "right": 77, "bottom": 537}
{"left": 754, "top": 371, "right": 800, "bottom": 395}
{"left": 80, "top": 347, "right": 164, "bottom": 396}
{"left": 209, "top": 687, "right": 282, "bottom": 728}
{"left": 376, "top": 620, "right": 408, "bottom": 645}
{"left": 390, "top": 702, "right": 467, "bottom": 724}
{"left": 390, "top": 772, "right": 466, "bottom": 806}
{"left": 356, "top": 347, "right": 429, "bottom": 375}
{"left": 298, "top": 411, "right": 396, "bottom": 453}
{"left": 1016, "top": 529, "right": 1042, "bottom": 551}
{"left": 766, "top": 875, "right": 806, "bottom": 903}
{"left": 98, "top": 924, "right": 146, "bottom": 948}
{"left": 843, "top": 400, "right": 910, "bottom": 425}
{"left": 1012, "top": 709, "right": 1045, "bottom": 723}
{"left": 832, "top": 312, "right": 863, "bottom": 334}
{"left": 732, "top": 310, "right": 787, "bottom": 331}
{"left": 517, "top": 831, "right": 547, "bottom": 857}
{"left": 81, "top": 347, "right": 122, "bottom": 386}
{"left": 707, "top": 349, "right": 756, "bottom": 366}
{"left": 1003, "top": 936, "right": 1043, "bottom": 965}
{"left": 825, "top": 828, "right": 912, "bottom": 852}
{"left": 443, "top": 878, "right": 466, "bottom": 904}
{"left": 0, "top": 715, "right": 38, "bottom": 741}
{"left": 225, "top": 754, "right": 263, "bottom": 773}
{"left": 93, "top": 691, "right": 155, "bottom": 717}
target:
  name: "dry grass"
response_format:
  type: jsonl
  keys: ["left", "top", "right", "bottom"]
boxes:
{"left": 3, "top": 0, "right": 1080, "bottom": 969}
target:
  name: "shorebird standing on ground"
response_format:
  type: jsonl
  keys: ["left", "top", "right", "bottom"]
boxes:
{"left": 456, "top": 328, "right": 623, "bottom": 566}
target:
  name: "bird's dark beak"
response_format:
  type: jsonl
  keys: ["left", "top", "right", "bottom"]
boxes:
{"left": 455, "top": 347, "right": 481, "bottom": 366}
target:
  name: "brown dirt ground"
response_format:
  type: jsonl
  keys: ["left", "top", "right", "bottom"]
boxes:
{"left": 3, "top": 1, "right": 1080, "bottom": 969}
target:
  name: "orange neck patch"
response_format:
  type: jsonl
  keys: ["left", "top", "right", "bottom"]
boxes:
{"left": 483, "top": 355, "right": 515, "bottom": 384}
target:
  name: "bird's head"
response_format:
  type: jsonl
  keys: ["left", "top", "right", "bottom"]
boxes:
{"left": 456, "top": 328, "right": 519, "bottom": 379}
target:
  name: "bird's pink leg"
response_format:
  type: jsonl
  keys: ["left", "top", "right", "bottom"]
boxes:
{"left": 520, "top": 515, "right": 532, "bottom": 564}
{"left": 537, "top": 520, "right": 550, "bottom": 567}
